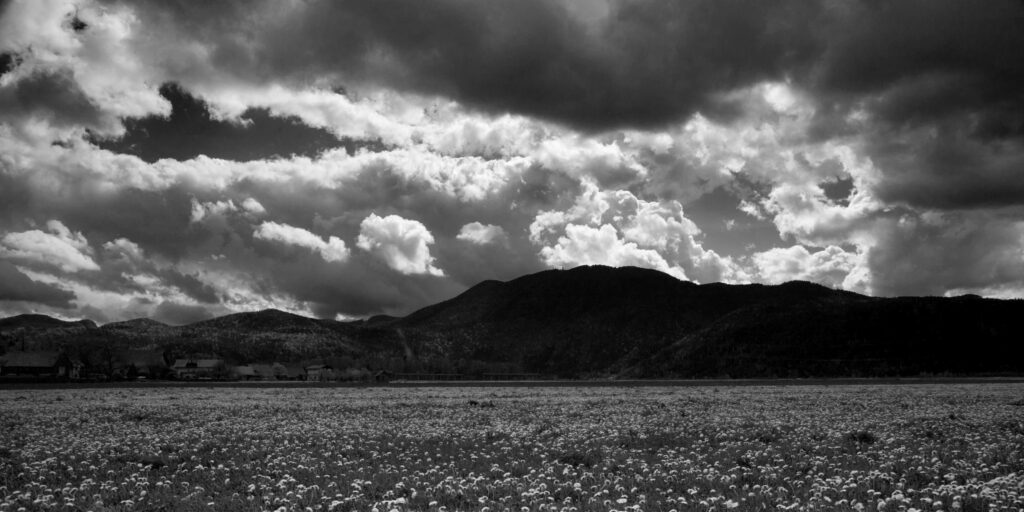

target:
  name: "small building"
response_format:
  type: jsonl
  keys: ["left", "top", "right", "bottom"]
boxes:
{"left": 0, "top": 351, "right": 81, "bottom": 379}
{"left": 304, "top": 364, "right": 335, "bottom": 382}
{"left": 171, "top": 358, "right": 225, "bottom": 380}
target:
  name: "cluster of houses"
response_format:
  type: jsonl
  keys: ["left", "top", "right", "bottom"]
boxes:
{"left": 0, "top": 350, "right": 391, "bottom": 382}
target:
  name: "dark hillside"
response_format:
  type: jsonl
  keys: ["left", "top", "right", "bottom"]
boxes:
{"left": 3, "top": 266, "right": 1023, "bottom": 378}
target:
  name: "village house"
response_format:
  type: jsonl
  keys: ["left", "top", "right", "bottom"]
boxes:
{"left": 171, "top": 358, "right": 225, "bottom": 380}
{"left": 0, "top": 351, "right": 82, "bottom": 379}
{"left": 304, "top": 364, "right": 335, "bottom": 382}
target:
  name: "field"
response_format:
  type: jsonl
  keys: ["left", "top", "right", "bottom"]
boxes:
{"left": 1, "top": 384, "right": 1023, "bottom": 511}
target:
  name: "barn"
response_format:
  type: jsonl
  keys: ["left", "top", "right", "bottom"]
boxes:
{"left": 0, "top": 351, "right": 82, "bottom": 379}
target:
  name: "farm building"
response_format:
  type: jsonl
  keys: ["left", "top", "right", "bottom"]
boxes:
{"left": 0, "top": 351, "right": 82, "bottom": 379}
{"left": 171, "top": 358, "right": 225, "bottom": 379}
{"left": 305, "top": 364, "right": 335, "bottom": 382}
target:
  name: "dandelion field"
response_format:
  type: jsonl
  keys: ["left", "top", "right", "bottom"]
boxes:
{"left": 1, "top": 384, "right": 1023, "bottom": 512}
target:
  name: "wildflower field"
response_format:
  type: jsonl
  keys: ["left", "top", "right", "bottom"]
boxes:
{"left": 1, "top": 384, "right": 1023, "bottom": 511}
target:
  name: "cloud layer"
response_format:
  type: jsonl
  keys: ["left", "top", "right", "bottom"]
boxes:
{"left": 2, "top": 0, "right": 1024, "bottom": 322}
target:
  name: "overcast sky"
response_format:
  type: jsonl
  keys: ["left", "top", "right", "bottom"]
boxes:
{"left": 2, "top": 0, "right": 1024, "bottom": 324}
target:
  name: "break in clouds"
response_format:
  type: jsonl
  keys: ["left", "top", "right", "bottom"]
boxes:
{"left": 2, "top": 0, "right": 1024, "bottom": 323}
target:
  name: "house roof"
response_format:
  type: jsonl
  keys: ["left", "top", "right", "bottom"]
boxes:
{"left": 0, "top": 351, "right": 63, "bottom": 368}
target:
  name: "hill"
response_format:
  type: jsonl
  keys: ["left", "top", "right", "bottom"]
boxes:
{"left": 388, "top": 267, "right": 879, "bottom": 377}
{"left": 2, "top": 266, "right": 1023, "bottom": 377}
{"left": 0, "top": 314, "right": 97, "bottom": 332}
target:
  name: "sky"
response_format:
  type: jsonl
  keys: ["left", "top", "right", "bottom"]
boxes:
{"left": 1, "top": 0, "right": 1024, "bottom": 325}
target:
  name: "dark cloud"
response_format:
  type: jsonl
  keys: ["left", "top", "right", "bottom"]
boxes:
{"left": 110, "top": 0, "right": 822, "bottom": 130}
{"left": 6, "top": 0, "right": 1024, "bottom": 318}
{"left": 867, "top": 123, "right": 1024, "bottom": 210}
{"left": 0, "top": 52, "right": 17, "bottom": 77}
{"left": 0, "top": 68, "right": 108, "bottom": 130}
{"left": 112, "top": 1, "right": 1024, "bottom": 133}
{"left": 814, "top": 1, "right": 1024, "bottom": 126}
{"left": 867, "top": 212, "right": 1024, "bottom": 297}
{"left": 91, "top": 83, "right": 382, "bottom": 162}
{"left": 154, "top": 268, "right": 219, "bottom": 304}
{"left": 0, "top": 261, "right": 75, "bottom": 308}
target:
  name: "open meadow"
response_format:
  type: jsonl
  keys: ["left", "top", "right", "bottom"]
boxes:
{"left": 1, "top": 384, "right": 1023, "bottom": 511}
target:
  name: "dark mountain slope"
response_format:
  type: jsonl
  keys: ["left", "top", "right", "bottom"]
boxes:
{"left": 3, "top": 266, "right": 1023, "bottom": 377}
{"left": 390, "top": 266, "right": 866, "bottom": 376}
{"left": 622, "top": 293, "right": 1024, "bottom": 377}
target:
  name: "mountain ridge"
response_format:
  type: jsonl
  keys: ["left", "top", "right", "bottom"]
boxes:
{"left": 2, "top": 266, "right": 1023, "bottom": 378}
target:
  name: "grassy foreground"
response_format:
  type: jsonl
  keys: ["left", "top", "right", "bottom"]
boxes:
{"left": 1, "top": 384, "right": 1023, "bottom": 511}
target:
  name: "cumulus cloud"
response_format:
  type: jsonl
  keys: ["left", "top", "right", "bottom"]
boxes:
{"left": 240, "top": 197, "right": 266, "bottom": 215}
{"left": 253, "top": 221, "right": 350, "bottom": 263}
{"left": 753, "top": 245, "right": 867, "bottom": 292}
{"left": 190, "top": 198, "right": 237, "bottom": 223}
{"left": 3, "top": 0, "right": 1024, "bottom": 320}
{"left": 0, "top": 220, "right": 99, "bottom": 272}
{"left": 457, "top": 222, "right": 507, "bottom": 246}
{"left": 357, "top": 214, "right": 443, "bottom": 276}
{"left": 540, "top": 223, "right": 688, "bottom": 280}
{"left": 530, "top": 183, "right": 746, "bottom": 283}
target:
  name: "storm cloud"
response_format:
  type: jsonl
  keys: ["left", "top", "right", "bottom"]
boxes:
{"left": 2, "top": 0, "right": 1024, "bottom": 323}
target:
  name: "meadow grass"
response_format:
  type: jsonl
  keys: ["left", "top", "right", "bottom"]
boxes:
{"left": 1, "top": 384, "right": 1022, "bottom": 511}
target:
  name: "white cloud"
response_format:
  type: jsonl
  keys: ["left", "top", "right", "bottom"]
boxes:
{"left": 539, "top": 223, "right": 688, "bottom": 280}
{"left": 530, "top": 183, "right": 747, "bottom": 283}
{"left": 0, "top": 220, "right": 99, "bottom": 272}
{"left": 536, "top": 136, "right": 646, "bottom": 187}
{"left": 241, "top": 197, "right": 266, "bottom": 215}
{"left": 253, "top": 221, "right": 349, "bottom": 263}
{"left": 357, "top": 214, "right": 443, "bottom": 276}
{"left": 457, "top": 222, "right": 507, "bottom": 245}
{"left": 753, "top": 244, "right": 868, "bottom": 292}
{"left": 103, "top": 237, "right": 144, "bottom": 262}
{"left": 190, "top": 198, "right": 238, "bottom": 223}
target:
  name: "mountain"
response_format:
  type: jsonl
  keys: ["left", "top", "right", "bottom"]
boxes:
{"left": 386, "top": 267, "right": 879, "bottom": 376}
{"left": 0, "top": 314, "right": 97, "bottom": 332}
{"left": 619, "top": 291, "right": 1024, "bottom": 378}
{"left": 2, "top": 266, "right": 1023, "bottom": 377}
